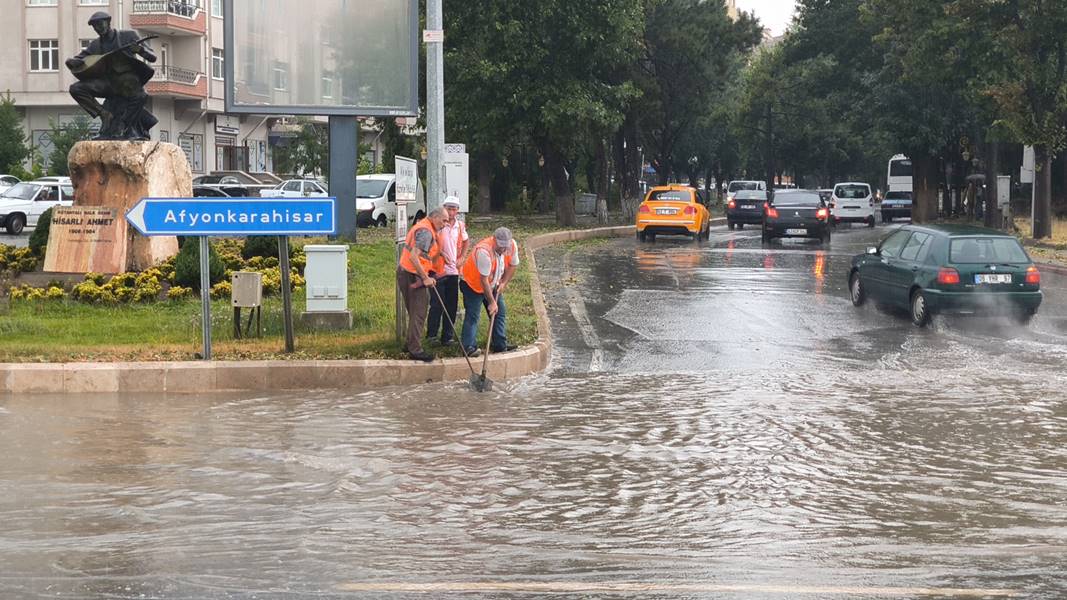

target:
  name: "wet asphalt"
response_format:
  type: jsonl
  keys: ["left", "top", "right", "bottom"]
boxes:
{"left": 1, "top": 222, "right": 1065, "bottom": 599}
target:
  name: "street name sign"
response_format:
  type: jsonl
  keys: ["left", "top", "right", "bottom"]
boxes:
{"left": 395, "top": 155, "right": 418, "bottom": 204}
{"left": 126, "top": 197, "right": 337, "bottom": 237}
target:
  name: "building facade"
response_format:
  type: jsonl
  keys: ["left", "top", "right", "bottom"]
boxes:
{"left": 0, "top": 0, "right": 273, "bottom": 176}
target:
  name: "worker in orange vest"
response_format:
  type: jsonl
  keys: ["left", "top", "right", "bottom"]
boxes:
{"left": 460, "top": 227, "right": 520, "bottom": 357}
{"left": 397, "top": 207, "right": 448, "bottom": 362}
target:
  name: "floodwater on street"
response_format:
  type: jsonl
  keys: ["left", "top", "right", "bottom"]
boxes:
{"left": 2, "top": 224, "right": 1066, "bottom": 598}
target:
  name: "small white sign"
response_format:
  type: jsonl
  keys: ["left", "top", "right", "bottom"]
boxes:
{"left": 444, "top": 145, "right": 469, "bottom": 213}
{"left": 1021, "top": 145, "right": 1035, "bottom": 184}
{"left": 396, "top": 204, "right": 408, "bottom": 243}
{"left": 395, "top": 155, "right": 418, "bottom": 204}
{"left": 423, "top": 29, "right": 444, "bottom": 43}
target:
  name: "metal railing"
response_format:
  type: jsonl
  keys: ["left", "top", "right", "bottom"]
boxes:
{"left": 152, "top": 64, "right": 200, "bottom": 85}
{"left": 131, "top": 0, "right": 201, "bottom": 18}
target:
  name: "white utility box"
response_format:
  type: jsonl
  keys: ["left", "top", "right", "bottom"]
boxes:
{"left": 231, "top": 271, "right": 263, "bottom": 307}
{"left": 303, "top": 245, "right": 349, "bottom": 313}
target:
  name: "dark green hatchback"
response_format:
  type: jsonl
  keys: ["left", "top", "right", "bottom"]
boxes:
{"left": 849, "top": 224, "right": 1042, "bottom": 326}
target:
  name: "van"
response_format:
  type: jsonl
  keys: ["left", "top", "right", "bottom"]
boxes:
{"left": 355, "top": 174, "right": 427, "bottom": 228}
{"left": 831, "top": 182, "right": 876, "bottom": 227}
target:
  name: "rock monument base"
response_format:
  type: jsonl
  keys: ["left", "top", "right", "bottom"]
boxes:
{"left": 66, "top": 141, "right": 188, "bottom": 272}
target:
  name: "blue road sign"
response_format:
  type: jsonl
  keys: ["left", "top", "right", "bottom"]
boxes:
{"left": 126, "top": 197, "right": 337, "bottom": 236}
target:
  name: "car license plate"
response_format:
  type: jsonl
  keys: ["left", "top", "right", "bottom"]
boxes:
{"left": 742, "top": 204, "right": 755, "bottom": 209}
{"left": 976, "top": 274, "right": 1012, "bottom": 284}
{"left": 844, "top": 205, "right": 860, "bottom": 209}
{"left": 656, "top": 208, "right": 677, "bottom": 215}
{"left": 785, "top": 228, "right": 807, "bottom": 235}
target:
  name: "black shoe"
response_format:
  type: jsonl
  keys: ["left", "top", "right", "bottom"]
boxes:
{"left": 463, "top": 347, "right": 481, "bottom": 358}
{"left": 436, "top": 337, "right": 456, "bottom": 347}
{"left": 408, "top": 351, "right": 435, "bottom": 363}
{"left": 491, "top": 343, "right": 518, "bottom": 353}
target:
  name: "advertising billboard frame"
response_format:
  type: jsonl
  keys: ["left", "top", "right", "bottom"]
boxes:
{"left": 223, "top": 0, "right": 419, "bottom": 117}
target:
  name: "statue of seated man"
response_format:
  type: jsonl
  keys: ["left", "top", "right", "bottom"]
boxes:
{"left": 65, "top": 11, "right": 159, "bottom": 141}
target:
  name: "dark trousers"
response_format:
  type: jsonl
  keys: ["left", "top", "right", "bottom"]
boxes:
{"left": 397, "top": 267, "right": 429, "bottom": 354}
{"left": 460, "top": 280, "right": 507, "bottom": 352}
{"left": 426, "top": 274, "right": 460, "bottom": 343}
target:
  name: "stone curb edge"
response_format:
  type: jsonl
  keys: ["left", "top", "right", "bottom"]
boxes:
{"left": 0, "top": 225, "right": 638, "bottom": 395}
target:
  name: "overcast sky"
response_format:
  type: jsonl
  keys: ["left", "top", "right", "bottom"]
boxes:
{"left": 735, "top": 0, "right": 797, "bottom": 36}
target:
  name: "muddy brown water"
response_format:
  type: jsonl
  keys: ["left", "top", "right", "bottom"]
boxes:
{"left": 1, "top": 225, "right": 1065, "bottom": 598}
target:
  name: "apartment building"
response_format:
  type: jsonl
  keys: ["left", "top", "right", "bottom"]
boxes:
{"left": 0, "top": 0, "right": 273, "bottom": 176}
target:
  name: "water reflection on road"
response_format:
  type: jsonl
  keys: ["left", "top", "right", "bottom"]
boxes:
{"left": 1, "top": 225, "right": 1066, "bottom": 598}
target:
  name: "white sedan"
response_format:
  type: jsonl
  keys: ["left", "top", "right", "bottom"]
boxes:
{"left": 260, "top": 179, "right": 328, "bottom": 198}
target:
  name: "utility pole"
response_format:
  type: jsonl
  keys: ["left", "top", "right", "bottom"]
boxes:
{"left": 425, "top": 0, "right": 445, "bottom": 212}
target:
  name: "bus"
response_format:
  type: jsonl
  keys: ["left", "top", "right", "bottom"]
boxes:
{"left": 887, "top": 154, "right": 912, "bottom": 193}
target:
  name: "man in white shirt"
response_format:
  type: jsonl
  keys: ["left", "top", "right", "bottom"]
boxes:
{"left": 426, "top": 196, "right": 469, "bottom": 345}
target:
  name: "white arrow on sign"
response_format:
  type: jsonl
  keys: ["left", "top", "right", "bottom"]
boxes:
{"left": 126, "top": 198, "right": 148, "bottom": 235}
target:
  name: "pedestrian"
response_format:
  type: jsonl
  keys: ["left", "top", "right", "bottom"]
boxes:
{"left": 397, "top": 208, "right": 449, "bottom": 362}
{"left": 426, "top": 196, "right": 469, "bottom": 347}
{"left": 460, "top": 227, "right": 520, "bottom": 357}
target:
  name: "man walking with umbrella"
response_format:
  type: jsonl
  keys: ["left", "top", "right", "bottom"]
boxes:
{"left": 460, "top": 227, "right": 520, "bottom": 357}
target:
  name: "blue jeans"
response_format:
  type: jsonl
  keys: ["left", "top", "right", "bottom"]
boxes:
{"left": 460, "top": 280, "right": 507, "bottom": 351}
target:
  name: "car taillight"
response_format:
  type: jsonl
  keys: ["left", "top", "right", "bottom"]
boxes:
{"left": 816, "top": 208, "right": 828, "bottom": 220}
{"left": 684, "top": 206, "right": 696, "bottom": 215}
{"left": 638, "top": 204, "right": 651, "bottom": 214}
{"left": 1026, "top": 265, "right": 1041, "bottom": 284}
{"left": 727, "top": 200, "right": 736, "bottom": 209}
{"left": 937, "top": 267, "right": 961, "bottom": 285}
{"left": 765, "top": 206, "right": 779, "bottom": 219}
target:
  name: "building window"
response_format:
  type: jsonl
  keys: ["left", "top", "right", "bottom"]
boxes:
{"left": 79, "top": 0, "right": 108, "bottom": 5}
{"left": 212, "top": 48, "right": 224, "bottom": 80}
{"left": 29, "top": 40, "right": 59, "bottom": 72}
{"left": 80, "top": 39, "right": 94, "bottom": 51}
{"left": 27, "top": 0, "right": 58, "bottom": 5}
{"left": 321, "top": 76, "right": 333, "bottom": 99}
{"left": 272, "top": 62, "right": 288, "bottom": 91}
{"left": 211, "top": 0, "right": 222, "bottom": 17}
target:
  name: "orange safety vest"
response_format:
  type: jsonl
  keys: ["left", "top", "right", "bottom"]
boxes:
{"left": 399, "top": 218, "right": 441, "bottom": 275}
{"left": 461, "top": 236, "right": 516, "bottom": 294}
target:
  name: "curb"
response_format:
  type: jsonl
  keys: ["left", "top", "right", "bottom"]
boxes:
{"left": 1036, "top": 262, "right": 1067, "bottom": 276}
{"left": 0, "top": 225, "right": 637, "bottom": 395}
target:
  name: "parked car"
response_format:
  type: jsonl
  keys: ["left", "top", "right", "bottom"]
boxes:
{"left": 726, "top": 189, "right": 769, "bottom": 230}
{"left": 831, "top": 182, "right": 876, "bottom": 227}
{"left": 0, "top": 180, "right": 76, "bottom": 234}
{"left": 0, "top": 175, "right": 21, "bottom": 192}
{"left": 636, "top": 184, "right": 711, "bottom": 242}
{"left": 260, "top": 179, "right": 329, "bottom": 198}
{"left": 761, "top": 189, "right": 831, "bottom": 244}
{"left": 192, "top": 174, "right": 242, "bottom": 186}
{"left": 848, "top": 224, "right": 1042, "bottom": 327}
{"left": 880, "top": 190, "right": 912, "bottom": 223}
{"left": 192, "top": 185, "right": 234, "bottom": 198}
{"left": 355, "top": 174, "right": 427, "bottom": 227}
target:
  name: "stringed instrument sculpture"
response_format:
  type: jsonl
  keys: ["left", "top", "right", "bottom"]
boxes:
{"left": 70, "top": 35, "right": 159, "bottom": 84}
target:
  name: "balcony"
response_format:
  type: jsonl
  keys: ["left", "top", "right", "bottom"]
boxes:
{"left": 147, "top": 65, "right": 207, "bottom": 99}
{"left": 130, "top": 1, "right": 207, "bottom": 36}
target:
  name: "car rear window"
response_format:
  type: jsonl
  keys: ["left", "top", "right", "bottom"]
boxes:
{"left": 834, "top": 184, "right": 870, "bottom": 199}
{"left": 728, "top": 181, "right": 761, "bottom": 192}
{"left": 884, "top": 191, "right": 912, "bottom": 201}
{"left": 649, "top": 190, "right": 691, "bottom": 202}
{"left": 950, "top": 238, "right": 1029, "bottom": 263}
{"left": 734, "top": 191, "right": 767, "bottom": 200}
{"left": 772, "top": 192, "right": 821, "bottom": 206}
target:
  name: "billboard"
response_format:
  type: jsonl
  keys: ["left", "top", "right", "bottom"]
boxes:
{"left": 224, "top": 0, "right": 418, "bottom": 116}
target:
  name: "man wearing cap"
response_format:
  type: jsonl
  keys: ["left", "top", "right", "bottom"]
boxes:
{"left": 397, "top": 208, "right": 449, "bottom": 362}
{"left": 460, "top": 227, "right": 521, "bottom": 357}
{"left": 65, "top": 11, "right": 158, "bottom": 140}
{"left": 426, "top": 197, "right": 469, "bottom": 346}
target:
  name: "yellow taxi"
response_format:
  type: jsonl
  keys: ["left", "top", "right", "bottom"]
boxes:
{"left": 636, "top": 184, "right": 711, "bottom": 242}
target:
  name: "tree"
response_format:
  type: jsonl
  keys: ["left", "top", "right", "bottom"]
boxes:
{"left": 0, "top": 92, "right": 30, "bottom": 174}
{"left": 272, "top": 118, "right": 328, "bottom": 178}
{"left": 46, "top": 116, "right": 94, "bottom": 176}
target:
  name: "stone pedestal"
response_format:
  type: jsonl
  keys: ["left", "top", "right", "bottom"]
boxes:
{"left": 68, "top": 141, "right": 188, "bottom": 272}
{"left": 300, "top": 310, "right": 353, "bottom": 331}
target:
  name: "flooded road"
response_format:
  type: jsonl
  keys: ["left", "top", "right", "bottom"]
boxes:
{"left": 2, "top": 224, "right": 1066, "bottom": 598}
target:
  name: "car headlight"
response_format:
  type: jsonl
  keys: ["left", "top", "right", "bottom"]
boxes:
{"left": 357, "top": 202, "right": 374, "bottom": 212}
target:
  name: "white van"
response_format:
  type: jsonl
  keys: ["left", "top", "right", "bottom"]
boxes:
{"left": 831, "top": 182, "right": 876, "bottom": 227}
{"left": 726, "top": 180, "right": 766, "bottom": 203}
{"left": 355, "top": 174, "right": 427, "bottom": 228}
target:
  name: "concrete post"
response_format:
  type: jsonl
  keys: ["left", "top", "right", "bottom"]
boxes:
{"left": 426, "top": 0, "right": 445, "bottom": 212}
{"left": 330, "top": 116, "right": 359, "bottom": 241}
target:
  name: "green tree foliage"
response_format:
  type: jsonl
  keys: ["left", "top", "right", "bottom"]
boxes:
{"left": 0, "top": 92, "right": 30, "bottom": 174}
{"left": 173, "top": 238, "right": 225, "bottom": 291}
{"left": 241, "top": 235, "right": 291, "bottom": 260}
{"left": 272, "top": 118, "right": 328, "bottom": 178}
{"left": 46, "top": 116, "right": 94, "bottom": 176}
{"left": 28, "top": 207, "right": 53, "bottom": 257}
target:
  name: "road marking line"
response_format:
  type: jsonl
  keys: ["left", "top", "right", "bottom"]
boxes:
{"left": 337, "top": 581, "right": 1017, "bottom": 596}
{"left": 563, "top": 250, "right": 604, "bottom": 372}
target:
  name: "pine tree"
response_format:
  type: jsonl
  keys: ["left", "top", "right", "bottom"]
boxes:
{"left": 0, "top": 92, "right": 30, "bottom": 174}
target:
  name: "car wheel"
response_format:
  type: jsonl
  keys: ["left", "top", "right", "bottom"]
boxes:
{"left": 736, "top": 223, "right": 744, "bottom": 230}
{"left": 822, "top": 230, "right": 831, "bottom": 244}
{"left": 867, "top": 215, "right": 876, "bottom": 228}
{"left": 1014, "top": 309, "right": 1036, "bottom": 326}
{"left": 910, "top": 289, "right": 931, "bottom": 327}
{"left": 849, "top": 272, "right": 866, "bottom": 306}
{"left": 5, "top": 213, "right": 25, "bottom": 235}
{"left": 727, "top": 221, "right": 735, "bottom": 230}
{"left": 647, "top": 232, "right": 656, "bottom": 243}
{"left": 761, "top": 230, "right": 772, "bottom": 245}
{"left": 376, "top": 214, "right": 387, "bottom": 228}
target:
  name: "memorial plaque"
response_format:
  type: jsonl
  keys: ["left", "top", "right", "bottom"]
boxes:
{"left": 44, "top": 206, "right": 128, "bottom": 274}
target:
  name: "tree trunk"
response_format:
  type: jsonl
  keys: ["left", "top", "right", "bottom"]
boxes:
{"left": 477, "top": 152, "right": 492, "bottom": 214}
{"left": 545, "top": 143, "right": 576, "bottom": 226}
{"left": 596, "top": 138, "right": 609, "bottom": 225}
{"left": 1033, "top": 144, "right": 1053, "bottom": 239}
{"left": 912, "top": 154, "right": 939, "bottom": 224}
{"left": 983, "top": 140, "right": 1000, "bottom": 228}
